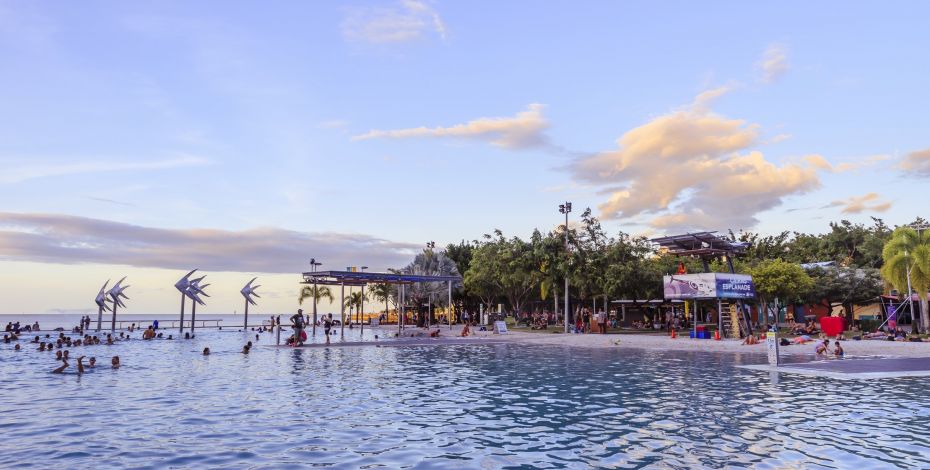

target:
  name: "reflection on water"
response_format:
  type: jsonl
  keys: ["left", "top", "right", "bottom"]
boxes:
{"left": 1, "top": 329, "right": 929, "bottom": 469}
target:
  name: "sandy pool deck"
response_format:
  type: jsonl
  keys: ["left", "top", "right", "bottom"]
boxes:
{"left": 502, "top": 329, "right": 930, "bottom": 358}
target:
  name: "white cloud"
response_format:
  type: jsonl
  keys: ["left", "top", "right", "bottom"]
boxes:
{"left": 0, "top": 212, "right": 420, "bottom": 273}
{"left": 823, "top": 193, "right": 892, "bottom": 214}
{"left": 342, "top": 0, "right": 446, "bottom": 44}
{"left": 571, "top": 88, "right": 825, "bottom": 231}
{"left": 0, "top": 154, "right": 210, "bottom": 184}
{"left": 803, "top": 153, "right": 889, "bottom": 173}
{"left": 352, "top": 103, "right": 549, "bottom": 150}
{"left": 758, "top": 44, "right": 789, "bottom": 83}
{"left": 899, "top": 147, "right": 930, "bottom": 176}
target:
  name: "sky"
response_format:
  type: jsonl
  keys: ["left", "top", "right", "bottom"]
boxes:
{"left": 1, "top": 1, "right": 929, "bottom": 315}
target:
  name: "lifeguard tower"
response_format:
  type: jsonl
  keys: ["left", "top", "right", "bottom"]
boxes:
{"left": 651, "top": 232, "right": 756, "bottom": 338}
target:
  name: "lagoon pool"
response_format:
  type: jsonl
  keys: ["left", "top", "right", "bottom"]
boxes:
{"left": 1, "top": 328, "right": 929, "bottom": 469}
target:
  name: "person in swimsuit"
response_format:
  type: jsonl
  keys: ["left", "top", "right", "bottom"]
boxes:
{"left": 111, "top": 356, "right": 120, "bottom": 368}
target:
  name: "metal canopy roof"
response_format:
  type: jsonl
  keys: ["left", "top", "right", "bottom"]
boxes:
{"left": 650, "top": 231, "right": 749, "bottom": 257}
{"left": 301, "top": 270, "right": 461, "bottom": 286}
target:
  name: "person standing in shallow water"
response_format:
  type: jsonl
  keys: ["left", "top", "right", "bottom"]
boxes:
{"left": 324, "top": 313, "right": 334, "bottom": 345}
{"left": 290, "top": 309, "right": 305, "bottom": 346}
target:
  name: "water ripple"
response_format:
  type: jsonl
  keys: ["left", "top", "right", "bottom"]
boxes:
{"left": 1, "top": 330, "right": 929, "bottom": 468}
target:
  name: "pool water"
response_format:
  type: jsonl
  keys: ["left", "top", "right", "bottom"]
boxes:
{"left": 1, "top": 328, "right": 929, "bottom": 469}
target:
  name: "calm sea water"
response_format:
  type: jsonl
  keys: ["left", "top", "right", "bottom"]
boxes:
{"left": 1, "top": 327, "right": 929, "bottom": 469}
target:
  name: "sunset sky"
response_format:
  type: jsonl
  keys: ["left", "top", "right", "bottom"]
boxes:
{"left": 1, "top": 1, "right": 928, "bottom": 314}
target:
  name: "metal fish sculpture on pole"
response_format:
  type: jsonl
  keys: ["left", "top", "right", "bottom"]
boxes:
{"left": 107, "top": 277, "right": 129, "bottom": 332}
{"left": 95, "top": 280, "right": 111, "bottom": 332}
{"left": 187, "top": 276, "right": 209, "bottom": 335}
{"left": 241, "top": 278, "right": 260, "bottom": 329}
{"left": 174, "top": 269, "right": 197, "bottom": 334}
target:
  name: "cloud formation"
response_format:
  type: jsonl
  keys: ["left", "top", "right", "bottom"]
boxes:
{"left": 353, "top": 103, "right": 549, "bottom": 149}
{"left": 758, "top": 44, "right": 789, "bottom": 83}
{"left": 823, "top": 193, "right": 892, "bottom": 214}
{"left": 342, "top": 0, "right": 446, "bottom": 44}
{"left": 572, "top": 88, "right": 825, "bottom": 231}
{"left": 803, "top": 154, "right": 890, "bottom": 173}
{"left": 899, "top": 147, "right": 930, "bottom": 176}
{"left": 0, "top": 154, "right": 210, "bottom": 184}
{"left": 0, "top": 213, "right": 420, "bottom": 273}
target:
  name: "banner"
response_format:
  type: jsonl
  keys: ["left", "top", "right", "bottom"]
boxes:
{"left": 715, "top": 274, "right": 756, "bottom": 299}
{"left": 663, "top": 273, "right": 756, "bottom": 299}
{"left": 663, "top": 273, "right": 717, "bottom": 299}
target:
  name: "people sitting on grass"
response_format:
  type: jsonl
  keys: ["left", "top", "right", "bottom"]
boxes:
{"left": 894, "top": 327, "right": 908, "bottom": 341}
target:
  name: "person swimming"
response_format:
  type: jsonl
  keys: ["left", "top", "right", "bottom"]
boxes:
{"left": 88, "top": 357, "right": 96, "bottom": 368}
{"left": 52, "top": 358, "right": 69, "bottom": 374}
{"left": 834, "top": 341, "right": 844, "bottom": 357}
{"left": 203, "top": 347, "right": 210, "bottom": 355}
{"left": 111, "top": 356, "right": 120, "bottom": 368}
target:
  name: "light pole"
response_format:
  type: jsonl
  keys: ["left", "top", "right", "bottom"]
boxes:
{"left": 559, "top": 202, "right": 572, "bottom": 333}
{"left": 360, "top": 266, "right": 368, "bottom": 334}
{"left": 310, "top": 258, "right": 322, "bottom": 336}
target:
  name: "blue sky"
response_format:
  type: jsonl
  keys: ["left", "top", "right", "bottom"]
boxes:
{"left": 1, "top": 1, "right": 928, "bottom": 314}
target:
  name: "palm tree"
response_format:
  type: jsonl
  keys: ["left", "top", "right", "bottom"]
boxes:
{"left": 298, "top": 285, "right": 334, "bottom": 307}
{"left": 344, "top": 291, "right": 366, "bottom": 322}
{"left": 368, "top": 282, "right": 395, "bottom": 322}
{"left": 881, "top": 227, "right": 930, "bottom": 333}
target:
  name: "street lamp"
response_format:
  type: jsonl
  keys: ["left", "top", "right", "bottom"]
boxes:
{"left": 559, "top": 202, "right": 572, "bottom": 333}
{"left": 310, "top": 258, "right": 322, "bottom": 335}
{"left": 360, "top": 266, "right": 368, "bottom": 329}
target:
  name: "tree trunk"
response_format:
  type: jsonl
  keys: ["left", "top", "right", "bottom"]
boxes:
{"left": 921, "top": 296, "right": 929, "bottom": 334}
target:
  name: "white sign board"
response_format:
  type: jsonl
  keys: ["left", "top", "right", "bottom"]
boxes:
{"left": 766, "top": 332, "right": 779, "bottom": 366}
{"left": 493, "top": 321, "right": 508, "bottom": 335}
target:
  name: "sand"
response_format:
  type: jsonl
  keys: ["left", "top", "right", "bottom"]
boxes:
{"left": 442, "top": 325, "right": 930, "bottom": 358}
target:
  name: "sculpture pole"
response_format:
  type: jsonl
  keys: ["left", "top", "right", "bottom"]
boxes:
{"left": 240, "top": 278, "right": 260, "bottom": 331}
{"left": 179, "top": 292, "right": 186, "bottom": 334}
{"left": 94, "top": 280, "right": 110, "bottom": 332}
{"left": 106, "top": 277, "right": 129, "bottom": 332}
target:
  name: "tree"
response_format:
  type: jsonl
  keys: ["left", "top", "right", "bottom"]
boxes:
{"left": 804, "top": 265, "right": 884, "bottom": 317}
{"left": 402, "top": 248, "right": 462, "bottom": 326}
{"left": 881, "top": 226, "right": 930, "bottom": 333}
{"left": 751, "top": 259, "right": 814, "bottom": 326}
{"left": 368, "top": 282, "right": 396, "bottom": 321}
{"left": 344, "top": 290, "right": 366, "bottom": 322}
{"left": 445, "top": 240, "right": 479, "bottom": 319}
{"left": 298, "top": 285, "right": 334, "bottom": 307}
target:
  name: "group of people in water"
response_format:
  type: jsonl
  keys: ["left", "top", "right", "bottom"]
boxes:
{"left": 3, "top": 327, "right": 124, "bottom": 374}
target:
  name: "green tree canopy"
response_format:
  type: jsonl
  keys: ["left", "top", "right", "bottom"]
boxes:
{"left": 881, "top": 226, "right": 930, "bottom": 332}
